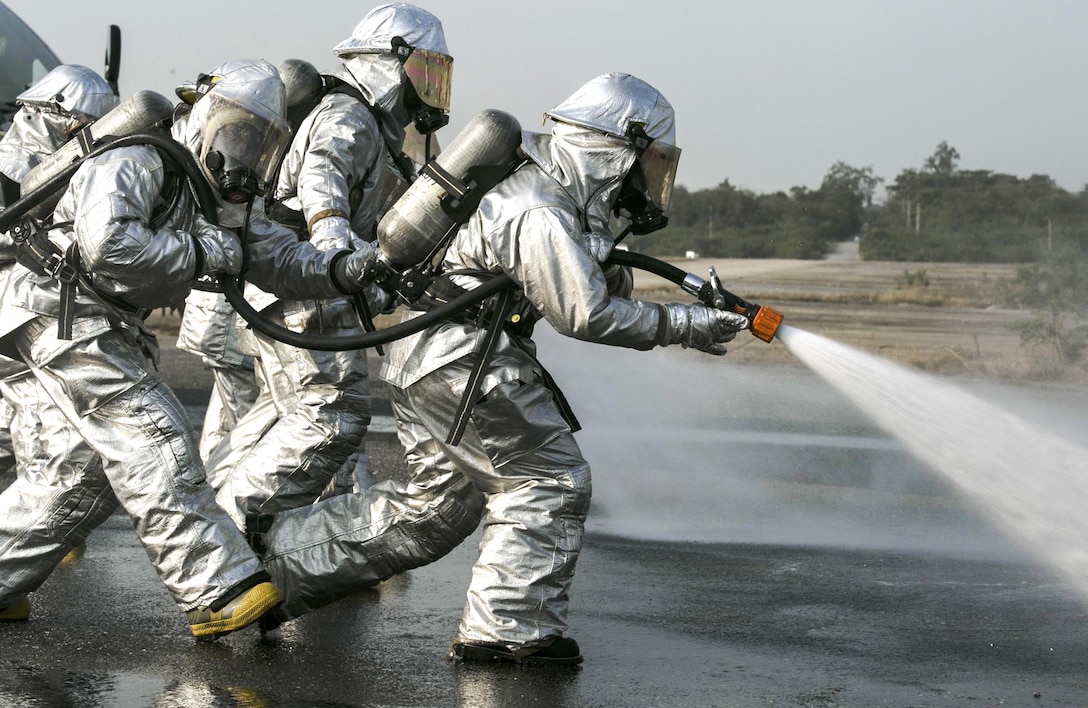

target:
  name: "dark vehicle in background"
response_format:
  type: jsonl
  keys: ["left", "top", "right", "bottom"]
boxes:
{"left": 0, "top": 1, "right": 61, "bottom": 130}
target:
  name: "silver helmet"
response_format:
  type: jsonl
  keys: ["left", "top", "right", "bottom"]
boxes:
{"left": 17, "top": 64, "right": 118, "bottom": 121}
{"left": 0, "top": 65, "right": 117, "bottom": 182}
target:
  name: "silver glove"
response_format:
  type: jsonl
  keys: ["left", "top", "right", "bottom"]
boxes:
{"left": 332, "top": 240, "right": 381, "bottom": 293}
{"left": 193, "top": 217, "right": 242, "bottom": 277}
{"left": 660, "top": 302, "right": 749, "bottom": 356}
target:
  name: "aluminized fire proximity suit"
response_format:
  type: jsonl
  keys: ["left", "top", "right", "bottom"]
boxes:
{"left": 0, "top": 67, "right": 121, "bottom": 623}
{"left": 207, "top": 3, "right": 452, "bottom": 525}
{"left": 254, "top": 74, "right": 748, "bottom": 663}
{"left": 0, "top": 60, "right": 377, "bottom": 635}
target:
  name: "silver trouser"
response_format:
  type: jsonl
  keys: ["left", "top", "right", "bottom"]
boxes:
{"left": 264, "top": 362, "right": 591, "bottom": 649}
{"left": 407, "top": 367, "right": 592, "bottom": 649}
{"left": 8, "top": 316, "right": 266, "bottom": 610}
{"left": 261, "top": 447, "right": 485, "bottom": 619}
{"left": 197, "top": 357, "right": 259, "bottom": 463}
{"left": 0, "top": 392, "right": 13, "bottom": 482}
{"left": 208, "top": 299, "right": 371, "bottom": 528}
{"left": 0, "top": 371, "right": 119, "bottom": 606}
{"left": 317, "top": 448, "right": 373, "bottom": 501}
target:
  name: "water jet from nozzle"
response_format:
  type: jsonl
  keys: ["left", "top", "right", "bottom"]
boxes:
{"left": 776, "top": 324, "right": 1088, "bottom": 605}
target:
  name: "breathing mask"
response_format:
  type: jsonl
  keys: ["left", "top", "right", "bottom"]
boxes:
{"left": 180, "top": 61, "right": 291, "bottom": 205}
{"left": 614, "top": 123, "right": 681, "bottom": 234}
{"left": 197, "top": 92, "right": 290, "bottom": 204}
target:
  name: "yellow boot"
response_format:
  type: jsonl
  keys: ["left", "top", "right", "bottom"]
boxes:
{"left": 0, "top": 596, "right": 30, "bottom": 622}
{"left": 187, "top": 582, "right": 283, "bottom": 640}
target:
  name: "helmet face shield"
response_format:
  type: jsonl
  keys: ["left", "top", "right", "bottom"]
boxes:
{"left": 198, "top": 93, "right": 290, "bottom": 202}
{"left": 401, "top": 47, "right": 452, "bottom": 112}
{"left": 639, "top": 139, "right": 681, "bottom": 211}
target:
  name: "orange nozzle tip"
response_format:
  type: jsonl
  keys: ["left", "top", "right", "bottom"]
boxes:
{"left": 750, "top": 306, "right": 783, "bottom": 343}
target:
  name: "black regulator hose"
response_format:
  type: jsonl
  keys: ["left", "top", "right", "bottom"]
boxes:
{"left": 217, "top": 271, "right": 514, "bottom": 351}
{"left": 4, "top": 142, "right": 750, "bottom": 351}
{"left": 605, "top": 249, "right": 691, "bottom": 289}
{"left": 1, "top": 125, "right": 731, "bottom": 351}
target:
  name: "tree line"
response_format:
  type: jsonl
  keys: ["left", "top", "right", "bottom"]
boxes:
{"left": 621, "top": 141, "right": 1088, "bottom": 265}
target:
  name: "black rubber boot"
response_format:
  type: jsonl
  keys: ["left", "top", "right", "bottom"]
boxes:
{"left": 448, "top": 636, "right": 583, "bottom": 666}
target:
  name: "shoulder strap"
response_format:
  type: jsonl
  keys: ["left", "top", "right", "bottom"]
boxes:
{"left": 149, "top": 144, "right": 186, "bottom": 230}
{"left": 0, "top": 172, "right": 20, "bottom": 206}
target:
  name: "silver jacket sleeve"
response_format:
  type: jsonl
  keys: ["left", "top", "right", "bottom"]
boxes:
{"left": 274, "top": 92, "right": 385, "bottom": 244}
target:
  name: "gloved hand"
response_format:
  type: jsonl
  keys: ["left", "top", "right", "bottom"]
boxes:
{"left": 310, "top": 214, "right": 355, "bottom": 251}
{"left": 332, "top": 240, "right": 381, "bottom": 293}
{"left": 660, "top": 302, "right": 749, "bottom": 356}
{"left": 193, "top": 217, "right": 242, "bottom": 277}
{"left": 579, "top": 231, "right": 614, "bottom": 263}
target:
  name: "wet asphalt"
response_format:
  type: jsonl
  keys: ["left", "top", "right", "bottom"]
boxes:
{"left": 1, "top": 336, "right": 1087, "bottom": 706}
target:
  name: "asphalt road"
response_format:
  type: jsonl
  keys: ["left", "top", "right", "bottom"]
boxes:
{"left": 2, "top": 333, "right": 1087, "bottom": 706}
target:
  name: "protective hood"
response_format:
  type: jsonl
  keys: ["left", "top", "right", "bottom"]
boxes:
{"left": 334, "top": 3, "right": 452, "bottom": 134}
{"left": 0, "top": 107, "right": 79, "bottom": 181}
{"left": 0, "top": 65, "right": 117, "bottom": 183}
{"left": 545, "top": 73, "right": 679, "bottom": 213}
{"left": 334, "top": 55, "right": 403, "bottom": 121}
{"left": 16, "top": 64, "right": 118, "bottom": 122}
{"left": 519, "top": 122, "right": 637, "bottom": 233}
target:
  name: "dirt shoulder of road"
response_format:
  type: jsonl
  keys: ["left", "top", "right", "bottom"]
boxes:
{"left": 629, "top": 255, "right": 1088, "bottom": 386}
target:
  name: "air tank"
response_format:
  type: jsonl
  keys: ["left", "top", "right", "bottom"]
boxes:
{"left": 19, "top": 90, "right": 174, "bottom": 195}
{"left": 376, "top": 108, "right": 522, "bottom": 269}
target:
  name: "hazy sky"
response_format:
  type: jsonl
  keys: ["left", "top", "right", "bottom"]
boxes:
{"left": 6, "top": 0, "right": 1087, "bottom": 195}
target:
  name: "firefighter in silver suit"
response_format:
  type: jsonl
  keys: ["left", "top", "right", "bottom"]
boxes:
{"left": 250, "top": 73, "right": 748, "bottom": 664}
{"left": 0, "top": 66, "right": 120, "bottom": 623}
{"left": 174, "top": 59, "right": 325, "bottom": 471}
{"left": 204, "top": 3, "right": 453, "bottom": 525}
{"left": 0, "top": 59, "right": 383, "bottom": 637}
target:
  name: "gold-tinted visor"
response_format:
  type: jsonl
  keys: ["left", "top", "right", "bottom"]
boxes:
{"left": 403, "top": 49, "right": 452, "bottom": 112}
{"left": 640, "top": 141, "right": 681, "bottom": 211}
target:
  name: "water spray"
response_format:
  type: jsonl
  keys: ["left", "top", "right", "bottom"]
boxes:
{"left": 776, "top": 324, "right": 1088, "bottom": 605}
{"left": 605, "top": 250, "right": 784, "bottom": 343}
